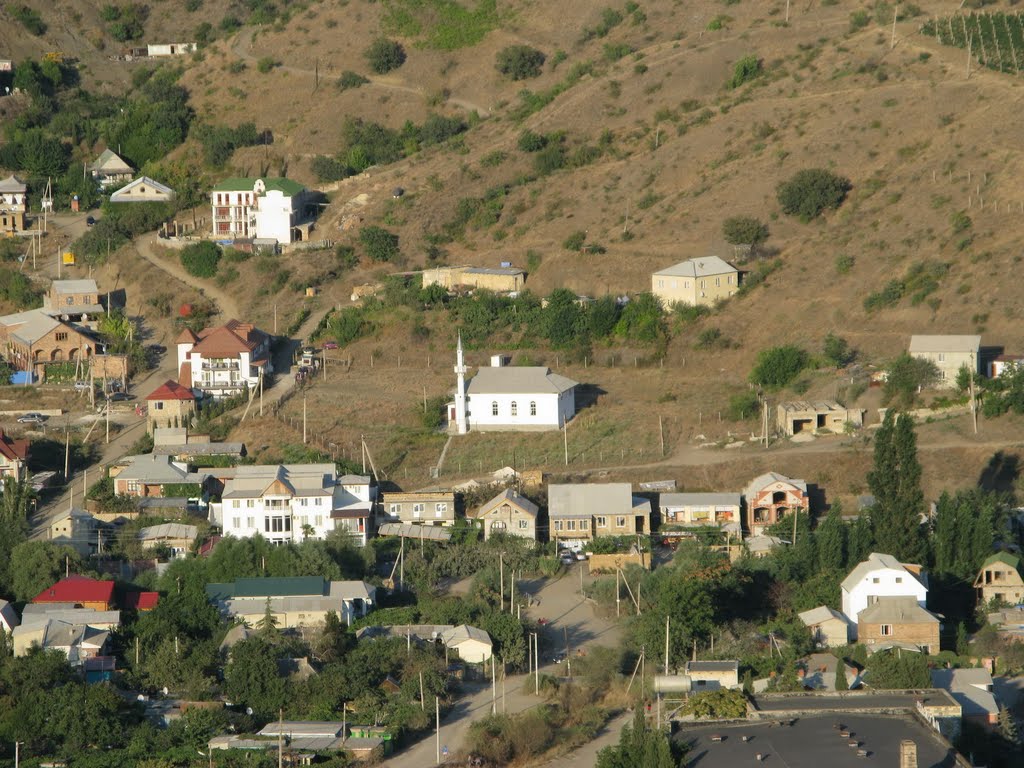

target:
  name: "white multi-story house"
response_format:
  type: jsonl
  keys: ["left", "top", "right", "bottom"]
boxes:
{"left": 840, "top": 552, "right": 928, "bottom": 639}
{"left": 0, "top": 174, "right": 27, "bottom": 234}
{"left": 176, "top": 319, "right": 272, "bottom": 399}
{"left": 331, "top": 474, "right": 377, "bottom": 546}
{"left": 210, "top": 177, "right": 309, "bottom": 243}
{"left": 449, "top": 336, "right": 577, "bottom": 433}
{"left": 211, "top": 464, "right": 374, "bottom": 545}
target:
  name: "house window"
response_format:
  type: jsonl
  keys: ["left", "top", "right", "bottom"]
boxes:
{"left": 872, "top": 577, "right": 880, "bottom": 584}
{"left": 880, "top": 624, "right": 893, "bottom": 637}
{"left": 246, "top": 517, "right": 254, "bottom": 529}
{"left": 153, "top": 402, "right": 163, "bottom": 410}
{"left": 511, "top": 401, "right": 518, "bottom": 417}
{"left": 596, "top": 516, "right": 607, "bottom": 528}
{"left": 413, "top": 503, "right": 424, "bottom": 518}
{"left": 566, "top": 520, "right": 576, "bottom": 531}
{"left": 554, "top": 520, "right": 562, "bottom": 531}
{"left": 938, "top": 353, "right": 945, "bottom": 362}
{"left": 580, "top": 519, "right": 590, "bottom": 530}
{"left": 389, "top": 503, "right": 400, "bottom": 515}
{"left": 315, "top": 515, "right": 323, "bottom": 527}
{"left": 232, "top": 500, "right": 241, "bottom": 509}
{"left": 727, "top": 275, "right": 733, "bottom": 285}
{"left": 435, "top": 502, "right": 448, "bottom": 515}
{"left": 126, "top": 481, "right": 139, "bottom": 493}
{"left": 518, "top": 520, "right": 528, "bottom": 530}
{"left": 65, "top": 297, "right": 74, "bottom": 305}
{"left": 530, "top": 401, "right": 537, "bottom": 416}
{"left": 616, "top": 516, "right": 626, "bottom": 528}
{"left": 492, "top": 401, "right": 499, "bottom": 416}
{"left": 265, "top": 516, "right": 291, "bottom": 533}
{"left": 895, "top": 577, "right": 902, "bottom": 583}
{"left": 715, "top": 277, "right": 721, "bottom": 287}
{"left": 299, "top": 498, "right": 308, "bottom": 507}
{"left": 232, "top": 517, "right": 240, "bottom": 529}
{"left": 247, "top": 499, "right": 255, "bottom": 508}
{"left": 55, "top": 332, "right": 68, "bottom": 341}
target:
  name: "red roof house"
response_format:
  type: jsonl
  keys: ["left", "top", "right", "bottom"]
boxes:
{"left": 123, "top": 591, "right": 160, "bottom": 611}
{"left": 32, "top": 575, "right": 116, "bottom": 611}
{"left": 146, "top": 379, "right": 196, "bottom": 403}
{"left": 175, "top": 319, "right": 272, "bottom": 399}
{"left": 0, "top": 429, "right": 30, "bottom": 484}
{"left": 147, "top": 378, "right": 198, "bottom": 430}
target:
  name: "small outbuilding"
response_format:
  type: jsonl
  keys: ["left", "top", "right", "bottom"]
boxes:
{"left": 777, "top": 401, "right": 865, "bottom": 436}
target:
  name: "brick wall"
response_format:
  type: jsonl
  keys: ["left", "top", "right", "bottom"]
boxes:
{"left": 860, "top": 621, "right": 940, "bottom": 652}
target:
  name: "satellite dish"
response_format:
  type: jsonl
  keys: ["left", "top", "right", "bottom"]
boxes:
{"left": 162, "top": 686, "right": 169, "bottom": 696}
{"left": 246, "top": 707, "right": 253, "bottom": 716}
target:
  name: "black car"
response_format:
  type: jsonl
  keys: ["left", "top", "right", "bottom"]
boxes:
{"left": 107, "top": 392, "right": 133, "bottom": 402}
{"left": 86, "top": 215, "right": 96, "bottom": 226}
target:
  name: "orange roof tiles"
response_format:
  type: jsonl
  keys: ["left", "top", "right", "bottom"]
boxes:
{"left": 146, "top": 379, "right": 196, "bottom": 402}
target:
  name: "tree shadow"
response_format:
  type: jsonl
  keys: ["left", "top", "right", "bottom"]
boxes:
{"left": 977, "top": 450, "right": 1019, "bottom": 500}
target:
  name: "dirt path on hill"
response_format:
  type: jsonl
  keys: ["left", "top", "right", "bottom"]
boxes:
{"left": 134, "top": 234, "right": 241, "bottom": 321}
{"left": 230, "top": 28, "right": 491, "bottom": 114}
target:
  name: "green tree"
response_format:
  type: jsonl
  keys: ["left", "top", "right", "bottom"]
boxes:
{"left": 8, "top": 541, "right": 83, "bottom": 602}
{"left": 364, "top": 38, "right": 406, "bottom": 74}
{"left": 749, "top": 344, "right": 808, "bottom": 389}
{"left": 224, "top": 635, "right": 287, "bottom": 718}
{"left": 596, "top": 707, "right": 683, "bottom": 768}
{"left": 864, "top": 649, "right": 930, "bottom": 688}
{"left": 883, "top": 353, "right": 939, "bottom": 407}
{"left": 823, "top": 333, "right": 853, "bottom": 368}
{"left": 867, "top": 411, "right": 926, "bottom": 564}
{"left": 847, "top": 513, "right": 875, "bottom": 566}
{"left": 495, "top": 45, "right": 546, "bottom": 80}
{"left": 721, "top": 216, "right": 769, "bottom": 252}
{"left": 359, "top": 225, "right": 400, "bottom": 262}
{"left": 179, "top": 241, "right": 221, "bottom": 278}
{"left": 956, "top": 622, "right": 969, "bottom": 656}
{"left": 541, "top": 288, "right": 585, "bottom": 348}
{"left": 776, "top": 168, "right": 852, "bottom": 221}
{"left": 816, "top": 503, "right": 847, "bottom": 571}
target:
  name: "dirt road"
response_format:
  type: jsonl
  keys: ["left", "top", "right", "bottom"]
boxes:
{"left": 135, "top": 234, "right": 241, "bottom": 321}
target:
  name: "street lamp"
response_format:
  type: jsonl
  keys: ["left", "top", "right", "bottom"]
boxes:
{"left": 15, "top": 741, "right": 22, "bottom": 768}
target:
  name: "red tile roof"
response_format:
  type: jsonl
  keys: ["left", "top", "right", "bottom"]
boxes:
{"left": 176, "top": 328, "right": 199, "bottom": 344}
{"left": 0, "top": 430, "right": 29, "bottom": 462}
{"left": 33, "top": 575, "right": 115, "bottom": 605}
{"left": 124, "top": 591, "right": 160, "bottom": 611}
{"left": 146, "top": 379, "right": 196, "bottom": 402}
{"left": 190, "top": 319, "right": 268, "bottom": 359}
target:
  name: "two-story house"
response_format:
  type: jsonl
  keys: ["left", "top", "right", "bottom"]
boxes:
{"left": 651, "top": 256, "right": 739, "bottom": 308}
{"left": 548, "top": 483, "right": 652, "bottom": 550}
{"left": 89, "top": 149, "right": 135, "bottom": 188}
{"left": 176, "top": 319, "right": 272, "bottom": 399}
{"left": 743, "top": 472, "right": 810, "bottom": 536}
{"left": 470, "top": 489, "right": 539, "bottom": 541}
{"left": 112, "top": 454, "right": 207, "bottom": 498}
{"left": 0, "top": 308, "right": 99, "bottom": 382}
{"left": 331, "top": 474, "right": 377, "bottom": 546}
{"left": 841, "top": 552, "right": 929, "bottom": 641}
{"left": 0, "top": 174, "right": 27, "bottom": 234}
{"left": 857, "top": 596, "right": 940, "bottom": 654}
{"left": 43, "top": 279, "right": 105, "bottom": 324}
{"left": 381, "top": 491, "right": 457, "bottom": 527}
{"left": 211, "top": 464, "right": 359, "bottom": 543}
{"left": 974, "top": 552, "right": 1024, "bottom": 607}
{"left": 908, "top": 334, "right": 981, "bottom": 388}
{"left": 0, "top": 429, "right": 29, "bottom": 487}
{"left": 658, "top": 492, "right": 741, "bottom": 535}
{"left": 146, "top": 379, "right": 198, "bottom": 431}
{"left": 210, "top": 177, "right": 310, "bottom": 243}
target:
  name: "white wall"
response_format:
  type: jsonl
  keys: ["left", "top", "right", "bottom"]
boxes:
{"left": 467, "top": 390, "right": 574, "bottom": 430}
{"left": 218, "top": 489, "right": 339, "bottom": 543}
{"left": 842, "top": 567, "right": 927, "bottom": 638}
{"left": 253, "top": 190, "right": 297, "bottom": 243}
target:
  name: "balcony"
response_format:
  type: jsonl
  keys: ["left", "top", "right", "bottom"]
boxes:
{"left": 202, "top": 361, "right": 239, "bottom": 371}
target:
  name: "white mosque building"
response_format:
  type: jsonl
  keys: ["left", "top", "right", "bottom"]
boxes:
{"left": 447, "top": 336, "right": 577, "bottom": 433}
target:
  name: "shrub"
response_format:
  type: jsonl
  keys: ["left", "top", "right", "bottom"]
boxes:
{"left": 749, "top": 345, "right": 809, "bottom": 390}
{"left": 776, "top": 168, "right": 852, "bottom": 221}
{"left": 950, "top": 210, "right": 972, "bottom": 234}
{"left": 823, "top": 333, "right": 853, "bottom": 367}
{"left": 337, "top": 70, "right": 369, "bottom": 90}
{"left": 533, "top": 144, "right": 565, "bottom": 175}
{"left": 179, "top": 241, "right": 221, "bottom": 278}
{"left": 495, "top": 45, "right": 545, "bottom": 80}
{"left": 311, "top": 155, "right": 347, "bottom": 182}
{"left": 8, "top": 3, "right": 46, "bottom": 35}
{"left": 727, "top": 391, "right": 760, "bottom": 421}
{"left": 517, "top": 130, "right": 548, "bottom": 152}
{"left": 359, "top": 226, "right": 400, "bottom": 262}
{"left": 728, "top": 54, "right": 762, "bottom": 88}
{"left": 835, "top": 254, "right": 855, "bottom": 274}
{"left": 563, "top": 231, "right": 587, "bottom": 251}
{"left": 256, "top": 57, "right": 279, "bottom": 73}
{"left": 365, "top": 38, "right": 406, "bottom": 74}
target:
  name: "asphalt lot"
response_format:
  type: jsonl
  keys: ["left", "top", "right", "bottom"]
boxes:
{"left": 678, "top": 714, "right": 959, "bottom": 768}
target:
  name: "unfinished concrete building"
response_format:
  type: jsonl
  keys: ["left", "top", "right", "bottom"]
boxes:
{"left": 777, "top": 401, "right": 865, "bottom": 436}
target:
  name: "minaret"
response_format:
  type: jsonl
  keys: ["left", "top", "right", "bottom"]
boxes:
{"left": 454, "top": 332, "right": 468, "bottom": 434}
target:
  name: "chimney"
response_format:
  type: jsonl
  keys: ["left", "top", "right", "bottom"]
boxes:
{"left": 899, "top": 740, "right": 917, "bottom": 768}
{"left": 490, "top": 355, "right": 510, "bottom": 367}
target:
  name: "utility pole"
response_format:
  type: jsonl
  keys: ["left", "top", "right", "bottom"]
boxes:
{"left": 792, "top": 504, "right": 798, "bottom": 546}
{"left": 785, "top": 0, "right": 790, "bottom": 23}
{"left": 891, "top": 5, "right": 898, "bottom": 49}
{"left": 63, "top": 430, "right": 70, "bottom": 480}
{"left": 419, "top": 671, "right": 425, "bottom": 711}
{"left": 664, "top": 615, "right": 670, "bottom": 675}
{"left": 499, "top": 552, "right": 504, "bottom": 612}
{"left": 105, "top": 398, "right": 110, "bottom": 443}
{"left": 616, "top": 568, "right": 620, "bottom": 617}
{"left": 533, "top": 632, "right": 539, "bottom": 694}
{"left": 277, "top": 709, "right": 283, "bottom": 768}
{"left": 491, "top": 655, "right": 497, "bottom": 714}
{"left": 274, "top": 303, "right": 278, "bottom": 334}
{"left": 510, "top": 570, "right": 515, "bottom": 614}
{"left": 970, "top": 370, "right": 978, "bottom": 434}
{"left": 435, "top": 697, "right": 440, "bottom": 765}
{"left": 303, "top": 396, "right": 307, "bottom": 444}
{"left": 659, "top": 415, "right": 664, "bottom": 456}
{"left": 259, "top": 370, "right": 264, "bottom": 416}
{"left": 563, "top": 421, "right": 568, "bottom": 465}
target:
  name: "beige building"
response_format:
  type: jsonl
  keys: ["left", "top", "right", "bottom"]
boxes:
{"left": 471, "top": 489, "right": 538, "bottom": 541}
{"left": 207, "top": 576, "right": 375, "bottom": 629}
{"left": 974, "top": 553, "right": 1024, "bottom": 607}
{"left": 382, "top": 491, "right": 457, "bottom": 526}
{"left": 0, "top": 175, "right": 27, "bottom": 234}
{"left": 109, "top": 176, "right": 176, "bottom": 204}
{"left": 44, "top": 279, "right": 105, "bottom": 323}
{"left": 651, "top": 256, "right": 739, "bottom": 307}
{"left": 777, "top": 401, "right": 865, "bottom": 436}
{"left": 423, "top": 265, "right": 525, "bottom": 293}
{"left": 145, "top": 379, "right": 197, "bottom": 431}
{"left": 548, "top": 483, "right": 652, "bottom": 547}
{"left": 908, "top": 335, "right": 981, "bottom": 388}
{"left": 858, "top": 596, "right": 941, "bottom": 654}
{"left": 799, "top": 605, "right": 853, "bottom": 648}
{"left": 89, "top": 149, "right": 134, "bottom": 188}
{"left": 658, "top": 492, "right": 741, "bottom": 534}
{"left": 685, "top": 660, "right": 740, "bottom": 690}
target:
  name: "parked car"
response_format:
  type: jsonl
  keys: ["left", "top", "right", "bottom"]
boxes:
{"left": 107, "top": 392, "right": 132, "bottom": 402}
{"left": 86, "top": 216, "right": 96, "bottom": 226}
{"left": 559, "top": 552, "right": 576, "bottom": 566}
{"left": 147, "top": 344, "right": 167, "bottom": 355}
{"left": 73, "top": 381, "right": 91, "bottom": 391}
{"left": 17, "top": 412, "right": 46, "bottom": 424}
{"left": 323, "top": 341, "right": 339, "bottom": 350}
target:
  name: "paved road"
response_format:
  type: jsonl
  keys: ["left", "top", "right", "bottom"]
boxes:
{"left": 381, "top": 563, "right": 621, "bottom": 766}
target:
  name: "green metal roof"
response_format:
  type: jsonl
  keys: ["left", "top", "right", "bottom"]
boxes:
{"left": 982, "top": 551, "right": 1021, "bottom": 571}
{"left": 211, "top": 177, "right": 305, "bottom": 196}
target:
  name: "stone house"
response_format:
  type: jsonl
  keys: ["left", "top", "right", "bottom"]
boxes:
{"left": 382, "top": 491, "right": 457, "bottom": 527}
{"left": 798, "top": 605, "right": 853, "bottom": 648}
{"left": 43, "top": 279, "right": 105, "bottom": 323}
{"left": 841, "top": 552, "right": 929, "bottom": 640}
{"left": 471, "top": 488, "right": 538, "bottom": 541}
{"left": 776, "top": 401, "right": 865, "bottom": 436}
{"left": 548, "top": 483, "right": 652, "bottom": 548}
{"left": 858, "top": 596, "right": 941, "bottom": 654}
{"left": 146, "top": 379, "right": 197, "bottom": 431}
{"left": 89, "top": 149, "right": 134, "bottom": 188}
{"left": 658, "top": 492, "right": 741, "bottom": 534}
{"left": 0, "top": 308, "right": 98, "bottom": 382}
{"left": 176, "top": 319, "right": 272, "bottom": 399}
{"left": 684, "top": 660, "right": 740, "bottom": 690}
{"left": 974, "top": 552, "right": 1024, "bottom": 607}
{"left": 109, "top": 176, "right": 176, "bottom": 204}
{"left": 651, "top": 256, "right": 739, "bottom": 307}
{"left": 112, "top": 454, "right": 206, "bottom": 498}
{"left": 0, "top": 175, "right": 27, "bottom": 234}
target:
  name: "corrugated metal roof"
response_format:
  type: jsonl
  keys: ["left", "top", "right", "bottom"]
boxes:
{"left": 659, "top": 492, "right": 741, "bottom": 508}
{"left": 857, "top": 596, "right": 938, "bottom": 624}
{"left": 654, "top": 255, "right": 737, "bottom": 278}
{"left": 467, "top": 366, "right": 577, "bottom": 395}
{"left": 548, "top": 483, "right": 639, "bottom": 518}
{"left": 908, "top": 334, "right": 981, "bottom": 353}
{"left": 377, "top": 523, "right": 452, "bottom": 541}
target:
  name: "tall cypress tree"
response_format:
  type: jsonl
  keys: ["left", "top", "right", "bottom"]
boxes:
{"left": 816, "top": 502, "right": 847, "bottom": 571}
{"left": 868, "top": 412, "right": 925, "bottom": 563}
{"left": 847, "top": 513, "right": 875, "bottom": 566}
{"left": 932, "top": 492, "right": 958, "bottom": 575}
